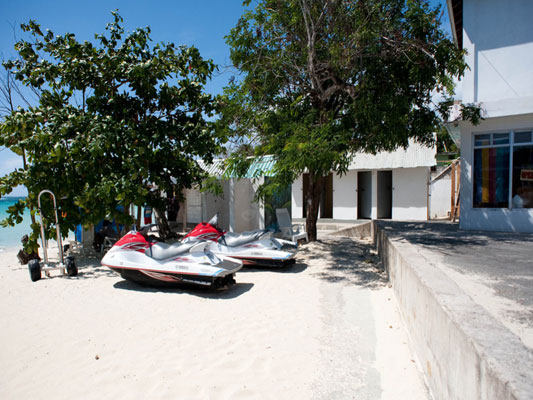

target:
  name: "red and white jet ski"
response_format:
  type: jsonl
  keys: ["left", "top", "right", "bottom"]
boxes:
{"left": 101, "top": 229, "right": 242, "bottom": 289}
{"left": 183, "top": 215, "right": 298, "bottom": 267}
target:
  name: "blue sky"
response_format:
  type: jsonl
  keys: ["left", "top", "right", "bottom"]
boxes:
{"left": 0, "top": 0, "right": 451, "bottom": 196}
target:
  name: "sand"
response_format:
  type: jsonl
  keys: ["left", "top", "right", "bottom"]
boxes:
{"left": 0, "top": 237, "right": 429, "bottom": 399}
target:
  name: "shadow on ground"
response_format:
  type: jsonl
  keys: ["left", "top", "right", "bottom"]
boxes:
{"left": 299, "top": 237, "right": 388, "bottom": 289}
{"left": 239, "top": 262, "right": 307, "bottom": 274}
{"left": 377, "top": 221, "right": 533, "bottom": 255}
{"left": 112, "top": 279, "right": 254, "bottom": 299}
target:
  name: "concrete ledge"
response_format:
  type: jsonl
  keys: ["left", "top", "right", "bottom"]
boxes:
{"left": 373, "top": 222, "right": 533, "bottom": 400}
{"left": 329, "top": 221, "right": 373, "bottom": 239}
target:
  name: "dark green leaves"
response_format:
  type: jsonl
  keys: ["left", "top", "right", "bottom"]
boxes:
{"left": 1, "top": 12, "right": 225, "bottom": 248}
{"left": 224, "top": 0, "right": 472, "bottom": 239}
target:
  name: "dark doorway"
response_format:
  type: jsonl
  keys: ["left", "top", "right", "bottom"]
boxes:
{"left": 377, "top": 170, "right": 392, "bottom": 219}
{"left": 357, "top": 171, "right": 372, "bottom": 219}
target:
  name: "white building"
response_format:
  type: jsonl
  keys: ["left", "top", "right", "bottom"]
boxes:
{"left": 184, "top": 156, "right": 276, "bottom": 233}
{"left": 184, "top": 143, "right": 441, "bottom": 233}
{"left": 447, "top": 0, "right": 533, "bottom": 232}
{"left": 291, "top": 140, "right": 436, "bottom": 222}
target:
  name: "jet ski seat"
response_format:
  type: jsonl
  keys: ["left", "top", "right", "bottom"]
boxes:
{"left": 222, "top": 230, "right": 269, "bottom": 247}
{"left": 146, "top": 241, "right": 196, "bottom": 260}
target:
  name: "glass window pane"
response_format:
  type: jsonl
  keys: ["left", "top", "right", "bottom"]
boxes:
{"left": 512, "top": 145, "right": 533, "bottom": 208}
{"left": 474, "top": 134, "right": 491, "bottom": 147}
{"left": 493, "top": 133, "right": 509, "bottom": 145}
{"left": 473, "top": 147, "right": 510, "bottom": 208}
{"left": 515, "top": 131, "right": 532, "bottom": 144}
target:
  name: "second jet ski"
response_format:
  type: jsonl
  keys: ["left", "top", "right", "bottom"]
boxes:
{"left": 183, "top": 215, "right": 298, "bottom": 267}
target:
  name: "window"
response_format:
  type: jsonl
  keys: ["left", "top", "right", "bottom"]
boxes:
{"left": 473, "top": 130, "right": 533, "bottom": 209}
{"left": 512, "top": 132, "right": 533, "bottom": 208}
{"left": 473, "top": 135, "right": 509, "bottom": 208}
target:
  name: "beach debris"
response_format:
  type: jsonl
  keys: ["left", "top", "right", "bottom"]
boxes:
{"left": 17, "top": 235, "right": 40, "bottom": 265}
{"left": 95, "top": 354, "right": 100, "bottom": 360}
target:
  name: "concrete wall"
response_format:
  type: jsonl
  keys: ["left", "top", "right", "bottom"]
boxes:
{"left": 392, "top": 167, "right": 428, "bottom": 220}
{"left": 233, "top": 179, "right": 262, "bottom": 232}
{"left": 333, "top": 170, "right": 357, "bottom": 220}
{"left": 374, "top": 221, "right": 533, "bottom": 400}
{"left": 202, "top": 181, "right": 231, "bottom": 231}
{"left": 430, "top": 173, "right": 452, "bottom": 219}
{"left": 459, "top": 114, "right": 533, "bottom": 233}
{"left": 186, "top": 188, "right": 202, "bottom": 224}
{"left": 292, "top": 175, "right": 304, "bottom": 219}
{"left": 462, "top": 0, "right": 533, "bottom": 115}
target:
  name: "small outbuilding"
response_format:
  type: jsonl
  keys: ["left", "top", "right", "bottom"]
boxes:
{"left": 291, "top": 140, "right": 437, "bottom": 222}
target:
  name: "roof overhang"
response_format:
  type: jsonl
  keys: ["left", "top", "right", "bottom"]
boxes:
{"left": 446, "top": 0, "right": 463, "bottom": 49}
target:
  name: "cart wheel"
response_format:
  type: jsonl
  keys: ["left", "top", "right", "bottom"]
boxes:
{"left": 66, "top": 256, "right": 78, "bottom": 277}
{"left": 28, "top": 259, "right": 41, "bottom": 282}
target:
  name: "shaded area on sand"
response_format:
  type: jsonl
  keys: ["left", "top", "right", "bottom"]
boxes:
{"left": 301, "top": 237, "right": 388, "bottom": 289}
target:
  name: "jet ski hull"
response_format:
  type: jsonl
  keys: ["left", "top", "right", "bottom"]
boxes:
{"left": 237, "top": 257, "right": 296, "bottom": 268}
{"left": 204, "top": 238, "right": 298, "bottom": 268}
{"left": 108, "top": 266, "right": 237, "bottom": 289}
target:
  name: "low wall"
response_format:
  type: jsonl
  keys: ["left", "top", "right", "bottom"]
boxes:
{"left": 329, "top": 221, "right": 373, "bottom": 239}
{"left": 374, "top": 222, "right": 533, "bottom": 400}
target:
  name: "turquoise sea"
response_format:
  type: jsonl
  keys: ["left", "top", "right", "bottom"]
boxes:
{"left": 0, "top": 197, "right": 32, "bottom": 250}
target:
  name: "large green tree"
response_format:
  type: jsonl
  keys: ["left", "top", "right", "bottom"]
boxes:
{"left": 222, "top": 0, "right": 479, "bottom": 241}
{"left": 0, "top": 12, "right": 225, "bottom": 250}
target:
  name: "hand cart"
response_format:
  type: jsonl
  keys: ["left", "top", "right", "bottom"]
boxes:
{"left": 28, "top": 190, "right": 78, "bottom": 281}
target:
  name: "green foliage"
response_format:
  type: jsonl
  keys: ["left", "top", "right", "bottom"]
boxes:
{"left": 1, "top": 11, "right": 225, "bottom": 248}
{"left": 222, "top": 0, "right": 477, "bottom": 239}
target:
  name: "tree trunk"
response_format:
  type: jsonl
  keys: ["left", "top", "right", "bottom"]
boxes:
{"left": 153, "top": 207, "right": 175, "bottom": 241}
{"left": 305, "top": 173, "right": 324, "bottom": 242}
{"left": 136, "top": 205, "right": 142, "bottom": 228}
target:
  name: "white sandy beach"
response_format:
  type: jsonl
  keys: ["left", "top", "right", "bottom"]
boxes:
{"left": 0, "top": 236, "right": 428, "bottom": 399}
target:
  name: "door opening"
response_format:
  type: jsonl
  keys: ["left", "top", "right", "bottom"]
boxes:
{"left": 377, "top": 170, "right": 392, "bottom": 219}
{"left": 357, "top": 171, "right": 372, "bottom": 219}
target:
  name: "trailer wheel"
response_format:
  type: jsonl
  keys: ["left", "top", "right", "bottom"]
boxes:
{"left": 66, "top": 256, "right": 78, "bottom": 277}
{"left": 29, "top": 259, "right": 41, "bottom": 282}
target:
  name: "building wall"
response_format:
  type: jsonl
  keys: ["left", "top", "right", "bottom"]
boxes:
{"left": 186, "top": 188, "right": 202, "bottom": 224}
{"left": 176, "top": 187, "right": 202, "bottom": 226}
{"left": 292, "top": 175, "right": 304, "bottom": 219}
{"left": 462, "top": 0, "right": 533, "bottom": 116}
{"left": 392, "top": 167, "right": 429, "bottom": 220}
{"left": 429, "top": 174, "right": 452, "bottom": 219}
{"left": 202, "top": 181, "right": 231, "bottom": 231}
{"left": 291, "top": 167, "right": 429, "bottom": 221}
{"left": 458, "top": 1, "right": 533, "bottom": 232}
{"left": 333, "top": 170, "right": 357, "bottom": 220}
{"left": 459, "top": 114, "right": 533, "bottom": 232}
{"left": 233, "top": 179, "right": 261, "bottom": 232}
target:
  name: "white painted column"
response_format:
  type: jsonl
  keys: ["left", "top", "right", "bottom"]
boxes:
{"left": 371, "top": 170, "right": 378, "bottom": 220}
{"left": 292, "top": 175, "right": 303, "bottom": 218}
